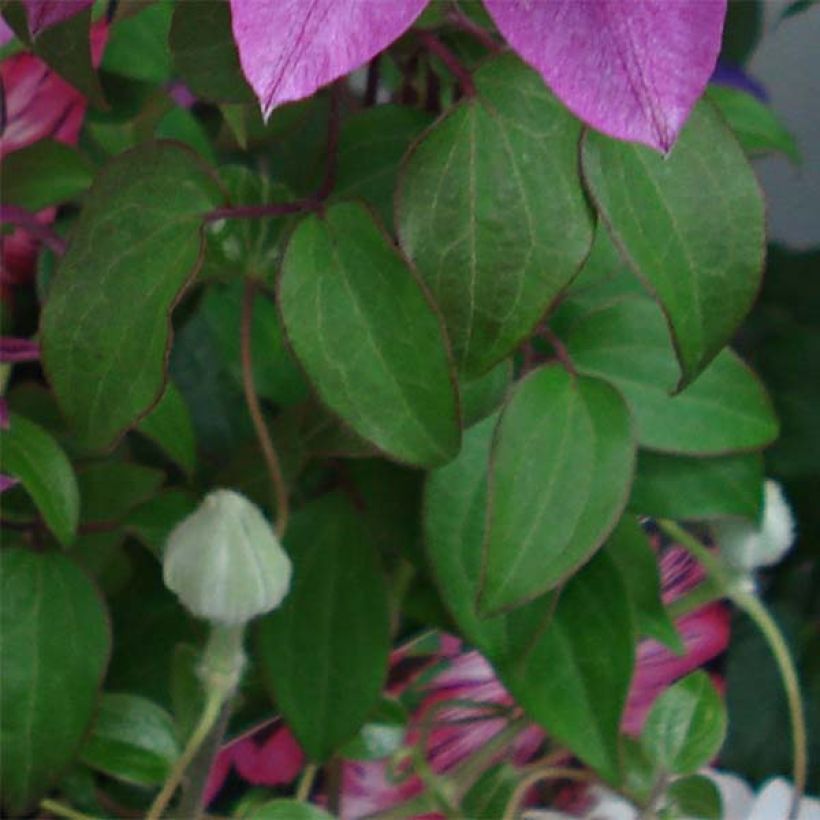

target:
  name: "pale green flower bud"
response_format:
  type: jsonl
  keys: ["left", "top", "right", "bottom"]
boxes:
{"left": 713, "top": 480, "right": 796, "bottom": 573}
{"left": 163, "top": 489, "right": 292, "bottom": 625}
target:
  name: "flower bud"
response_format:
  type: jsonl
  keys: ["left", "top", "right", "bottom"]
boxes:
{"left": 713, "top": 480, "right": 796, "bottom": 573}
{"left": 163, "top": 489, "right": 292, "bottom": 625}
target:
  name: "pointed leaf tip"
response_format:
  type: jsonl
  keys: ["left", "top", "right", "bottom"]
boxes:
{"left": 483, "top": 0, "right": 727, "bottom": 151}
{"left": 229, "top": 0, "right": 428, "bottom": 117}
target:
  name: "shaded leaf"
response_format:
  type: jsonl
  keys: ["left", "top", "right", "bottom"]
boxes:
{"left": 280, "top": 202, "right": 460, "bottom": 467}
{"left": 101, "top": 0, "right": 172, "bottom": 83}
{"left": 479, "top": 365, "right": 635, "bottom": 614}
{"left": 80, "top": 693, "right": 179, "bottom": 787}
{"left": 641, "top": 671, "right": 727, "bottom": 775}
{"left": 582, "top": 102, "right": 764, "bottom": 385}
{"left": 0, "top": 550, "right": 110, "bottom": 814}
{"left": 663, "top": 774, "right": 722, "bottom": 819}
{"left": 23, "top": 0, "right": 91, "bottom": 36}
{"left": 245, "top": 801, "right": 334, "bottom": 820}
{"left": 629, "top": 451, "right": 764, "bottom": 522}
{"left": 136, "top": 381, "right": 197, "bottom": 475}
{"left": 40, "top": 142, "right": 223, "bottom": 450}
{"left": 0, "top": 413, "right": 79, "bottom": 545}
{"left": 76, "top": 462, "right": 165, "bottom": 524}
{"left": 566, "top": 296, "right": 778, "bottom": 455}
{"left": 257, "top": 493, "right": 390, "bottom": 762}
{"left": 484, "top": 0, "right": 726, "bottom": 151}
{"left": 398, "top": 54, "right": 593, "bottom": 376}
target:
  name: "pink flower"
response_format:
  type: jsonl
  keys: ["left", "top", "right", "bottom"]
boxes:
{"left": 0, "top": 24, "right": 106, "bottom": 291}
{"left": 205, "top": 541, "right": 729, "bottom": 817}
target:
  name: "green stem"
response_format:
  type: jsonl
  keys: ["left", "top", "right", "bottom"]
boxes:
{"left": 295, "top": 763, "right": 318, "bottom": 803}
{"left": 146, "top": 689, "right": 224, "bottom": 820}
{"left": 40, "top": 799, "right": 97, "bottom": 820}
{"left": 659, "top": 520, "right": 807, "bottom": 819}
{"left": 501, "top": 765, "right": 592, "bottom": 820}
{"left": 666, "top": 577, "right": 723, "bottom": 621}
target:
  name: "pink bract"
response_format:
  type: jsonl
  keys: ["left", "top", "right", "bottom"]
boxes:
{"left": 22, "top": 0, "right": 93, "bottom": 37}
{"left": 483, "top": 0, "right": 727, "bottom": 152}
{"left": 228, "top": 0, "right": 428, "bottom": 118}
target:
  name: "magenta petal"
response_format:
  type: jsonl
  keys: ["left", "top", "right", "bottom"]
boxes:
{"left": 483, "top": 0, "right": 727, "bottom": 151}
{"left": 232, "top": 726, "right": 305, "bottom": 786}
{"left": 23, "top": 0, "right": 93, "bottom": 37}
{"left": 229, "top": 0, "right": 428, "bottom": 117}
{"left": 0, "top": 337, "right": 41, "bottom": 363}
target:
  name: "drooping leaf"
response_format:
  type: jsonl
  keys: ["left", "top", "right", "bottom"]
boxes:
{"left": 0, "top": 413, "right": 79, "bottom": 546}
{"left": 604, "top": 516, "right": 683, "bottom": 652}
{"left": 0, "top": 550, "right": 110, "bottom": 815}
{"left": 707, "top": 84, "right": 799, "bottom": 163}
{"left": 136, "top": 381, "right": 197, "bottom": 475}
{"left": 40, "top": 141, "right": 224, "bottom": 450}
{"left": 483, "top": 0, "right": 726, "bottom": 152}
{"left": 228, "top": 0, "right": 428, "bottom": 116}
{"left": 0, "top": 139, "right": 93, "bottom": 211}
{"left": 424, "top": 420, "right": 635, "bottom": 781}
{"left": 397, "top": 54, "right": 593, "bottom": 377}
{"left": 169, "top": 0, "right": 253, "bottom": 103}
{"left": 80, "top": 693, "right": 179, "bottom": 787}
{"left": 479, "top": 364, "right": 635, "bottom": 615}
{"left": 582, "top": 102, "right": 765, "bottom": 385}
{"left": 257, "top": 493, "right": 390, "bottom": 762}
{"left": 22, "top": 0, "right": 91, "bottom": 37}
{"left": 334, "top": 105, "right": 433, "bottom": 231}
{"left": 641, "top": 671, "right": 727, "bottom": 775}
{"left": 566, "top": 296, "right": 778, "bottom": 455}
{"left": 629, "top": 451, "right": 764, "bottom": 522}
{"left": 279, "top": 201, "right": 460, "bottom": 467}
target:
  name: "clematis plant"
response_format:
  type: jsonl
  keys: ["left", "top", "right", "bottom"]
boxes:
{"left": 0, "top": 1, "right": 817, "bottom": 819}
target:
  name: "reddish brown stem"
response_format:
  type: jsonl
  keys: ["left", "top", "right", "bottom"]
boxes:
{"left": 1, "top": 205, "right": 67, "bottom": 256}
{"left": 448, "top": 3, "right": 502, "bottom": 53}
{"left": 416, "top": 30, "right": 476, "bottom": 97}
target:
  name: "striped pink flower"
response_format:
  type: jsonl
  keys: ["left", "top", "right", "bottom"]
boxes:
{"left": 206, "top": 543, "right": 729, "bottom": 817}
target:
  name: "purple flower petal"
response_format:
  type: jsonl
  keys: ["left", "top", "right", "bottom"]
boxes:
{"left": 483, "top": 0, "right": 727, "bottom": 152}
{"left": 711, "top": 61, "right": 768, "bottom": 102}
{"left": 229, "top": 0, "right": 428, "bottom": 117}
{"left": 0, "top": 474, "right": 19, "bottom": 493}
{"left": 23, "top": 0, "right": 93, "bottom": 37}
{"left": 0, "top": 337, "right": 40, "bottom": 363}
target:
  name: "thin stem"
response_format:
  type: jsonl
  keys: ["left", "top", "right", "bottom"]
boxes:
{"left": 315, "top": 84, "right": 341, "bottom": 203}
{"left": 40, "top": 799, "right": 97, "bottom": 820}
{"left": 325, "top": 757, "right": 343, "bottom": 817}
{"left": 204, "top": 199, "right": 314, "bottom": 224}
{"left": 502, "top": 765, "right": 593, "bottom": 820}
{"left": 666, "top": 577, "right": 723, "bottom": 621}
{"left": 1, "top": 205, "right": 67, "bottom": 255}
{"left": 448, "top": 3, "right": 501, "bottom": 53}
{"left": 415, "top": 30, "right": 476, "bottom": 97}
{"left": 541, "top": 326, "right": 577, "bottom": 375}
{"left": 240, "top": 281, "right": 289, "bottom": 538}
{"left": 295, "top": 763, "right": 319, "bottom": 803}
{"left": 146, "top": 691, "right": 224, "bottom": 820}
{"left": 659, "top": 520, "right": 807, "bottom": 819}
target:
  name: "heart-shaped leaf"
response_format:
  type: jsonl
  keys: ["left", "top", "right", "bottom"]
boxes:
{"left": 279, "top": 202, "right": 460, "bottom": 467}
{"left": 582, "top": 102, "right": 764, "bottom": 385}
{"left": 40, "top": 142, "right": 223, "bottom": 451}
{"left": 398, "top": 54, "right": 593, "bottom": 377}
{"left": 479, "top": 364, "right": 635, "bottom": 614}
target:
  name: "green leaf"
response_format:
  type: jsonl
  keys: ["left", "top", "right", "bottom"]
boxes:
{"left": 605, "top": 516, "right": 683, "bottom": 652}
{"left": 424, "top": 423, "right": 635, "bottom": 780}
{"left": 629, "top": 451, "right": 764, "bottom": 521}
{"left": 0, "top": 413, "right": 79, "bottom": 546}
{"left": 461, "top": 763, "right": 521, "bottom": 820}
{"left": 136, "top": 382, "right": 197, "bottom": 474}
{"left": 0, "top": 139, "right": 94, "bottom": 211}
{"left": 102, "top": 0, "right": 173, "bottom": 83}
{"left": 707, "top": 85, "right": 800, "bottom": 163}
{"left": 582, "top": 101, "right": 765, "bottom": 385}
{"left": 124, "top": 489, "right": 198, "bottom": 558}
{"left": 32, "top": 6, "right": 105, "bottom": 107}
{"left": 566, "top": 296, "right": 778, "bottom": 455}
{"left": 169, "top": 0, "right": 253, "bottom": 102}
{"left": 338, "top": 698, "right": 408, "bottom": 761}
{"left": 76, "top": 462, "right": 165, "bottom": 524}
{"left": 40, "top": 141, "right": 223, "bottom": 450}
{"left": 397, "top": 53, "right": 593, "bottom": 376}
{"left": 80, "top": 693, "right": 179, "bottom": 786}
{"left": 461, "top": 359, "right": 513, "bottom": 428}
{"left": 280, "top": 202, "right": 460, "bottom": 467}
{"left": 0, "top": 550, "right": 110, "bottom": 814}
{"left": 334, "top": 105, "right": 433, "bottom": 230}
{"left": 257, "top": 494, "right": 390, "bottom": 762}
{"left": 662, "top": 774, "right": 722, "bottom": 819}
{"left": 242, "top": 801, "right": 334, "bottom": 820}
{"left": 641, "top": 671, "right": 727, "bottom": 775}
{"left": 479, "top": 365, "right": 635, "bottom": 614}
